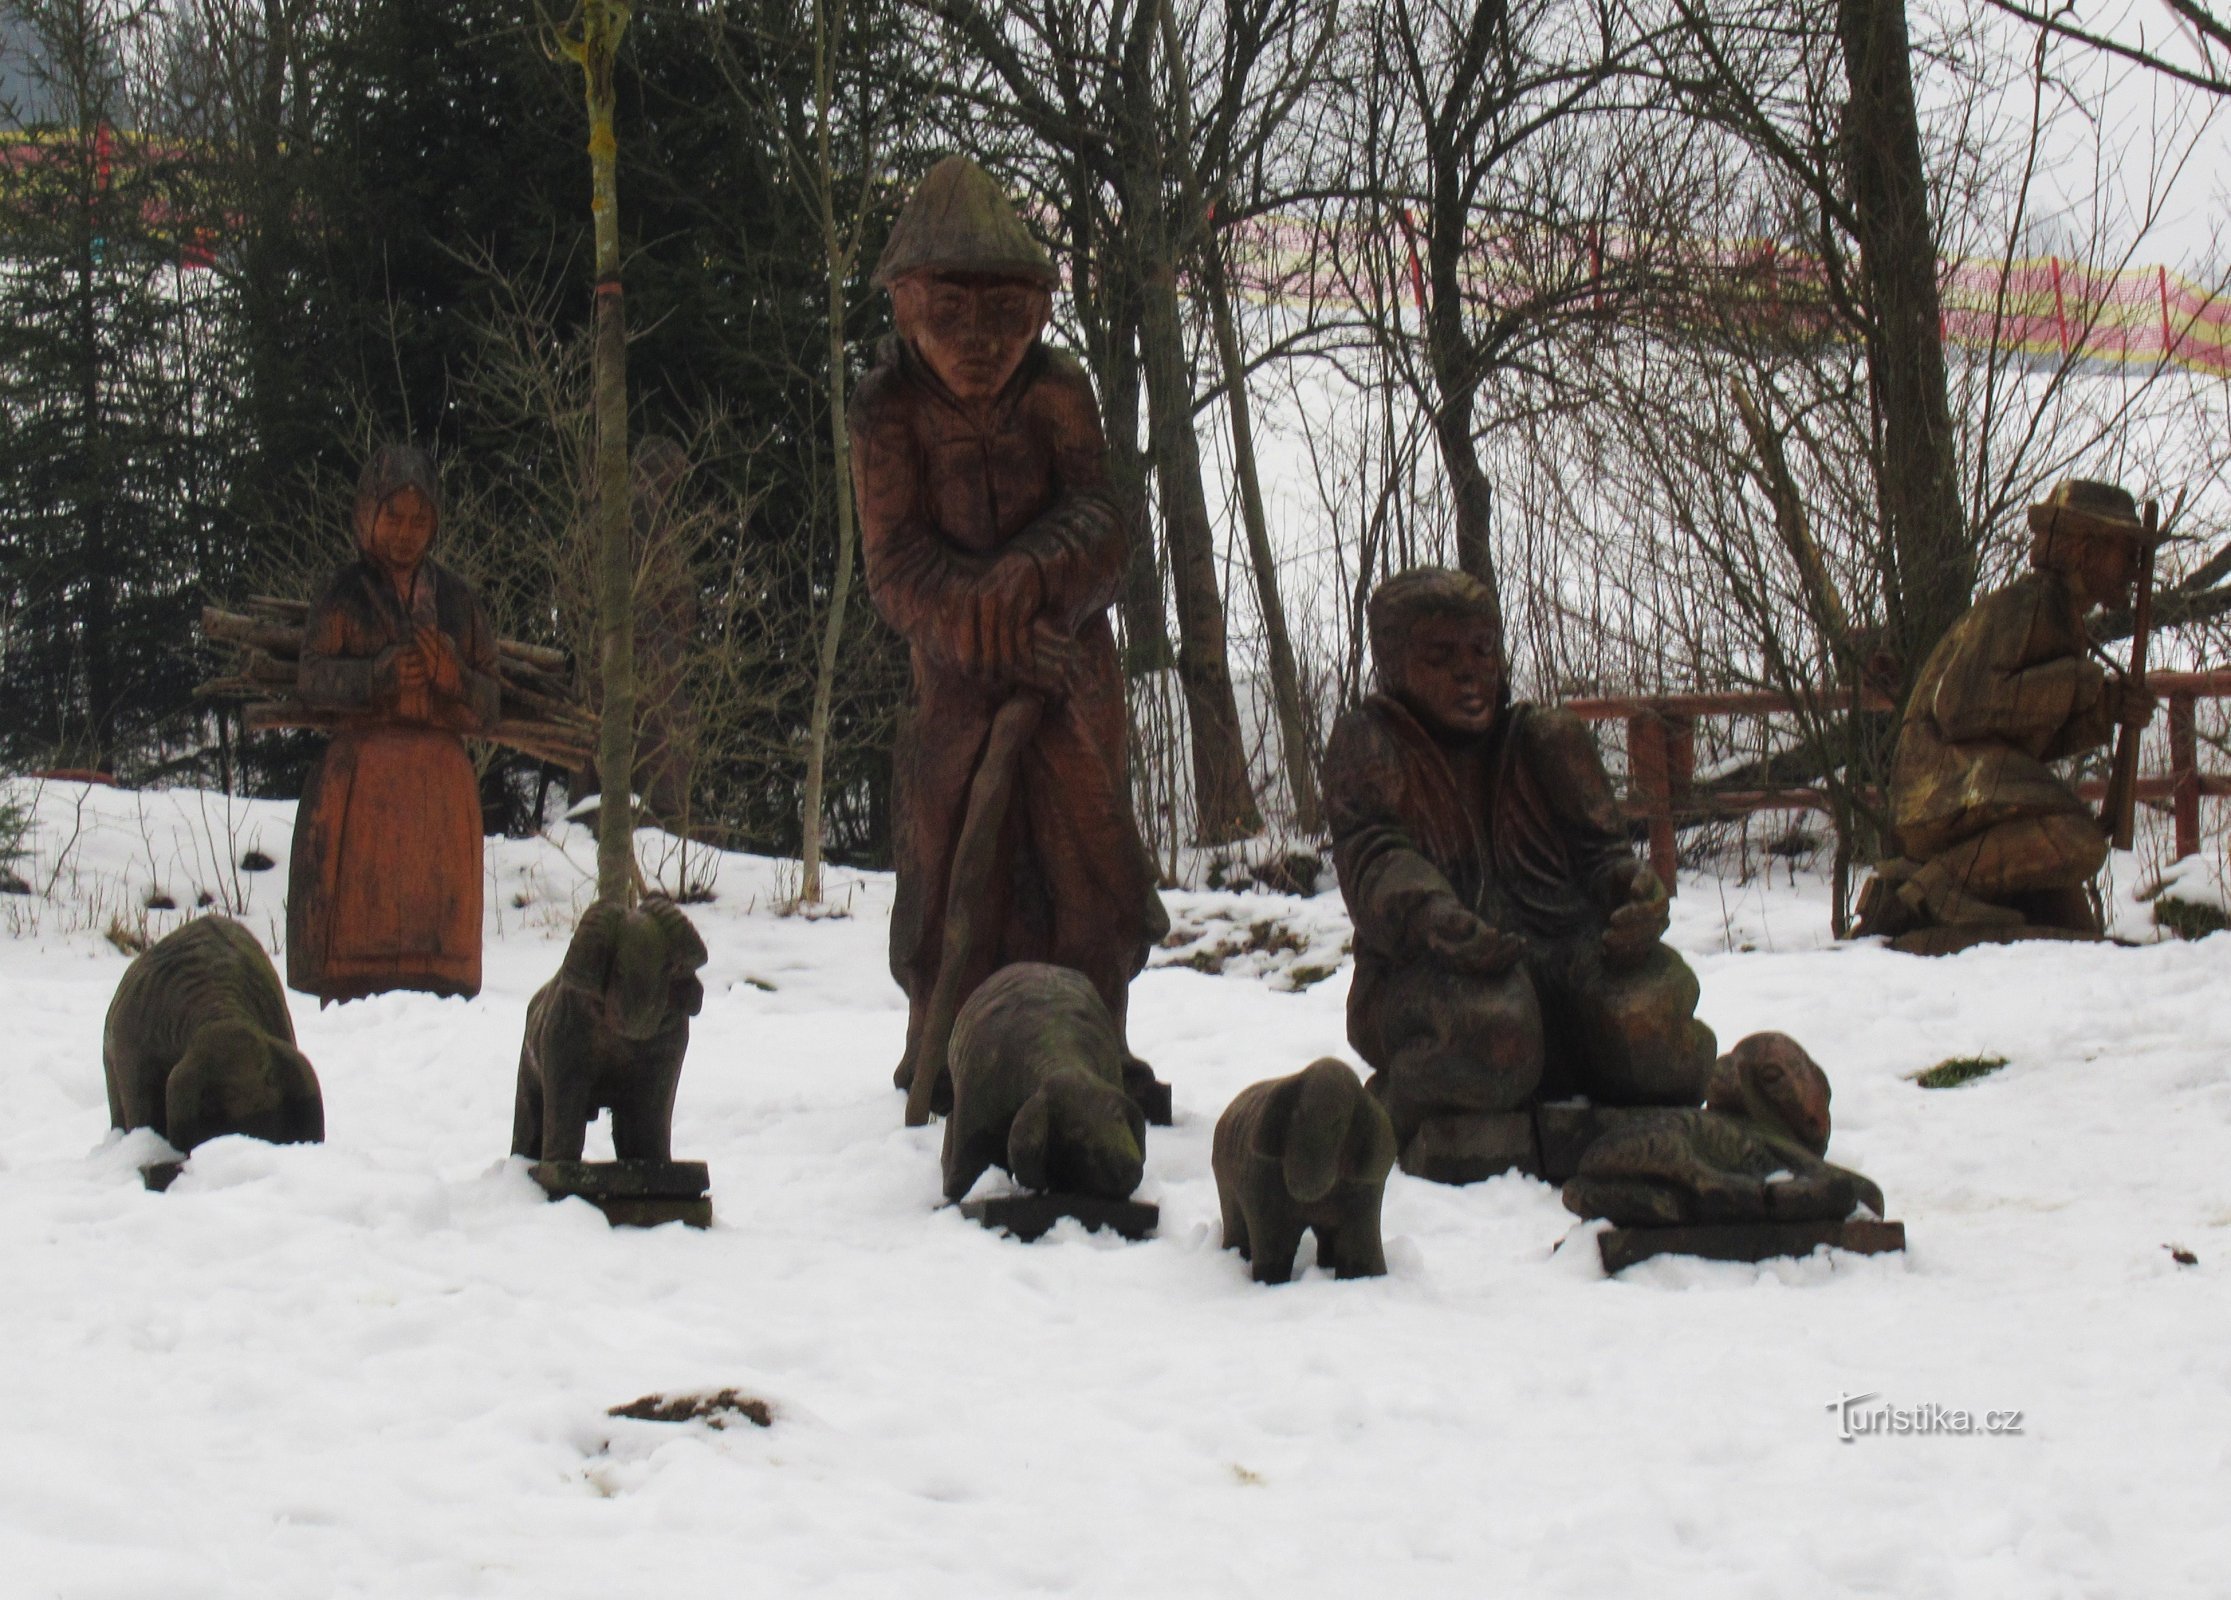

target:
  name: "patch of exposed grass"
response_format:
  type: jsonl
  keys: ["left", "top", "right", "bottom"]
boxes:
{"left": 2153, "top": 895, "right": 2231, "bottom": 942}
{"left": 608, "top": 1388, "right": 772, "bottom": 1429}
{"left": 1913, "top": 1054, "right": 2008, "bottom": 1090}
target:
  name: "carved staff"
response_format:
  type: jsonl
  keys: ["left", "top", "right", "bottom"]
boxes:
{"left": 2106, "top": 498, "right": 2160, "bottom": 851}
{"left": 902, "top": 691, "right": 1046, "bottom": 1127}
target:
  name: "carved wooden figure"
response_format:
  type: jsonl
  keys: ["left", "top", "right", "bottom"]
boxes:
{"left": 512, "top": 897, "right": 709, "bottom": 1163}
{"left": 851, "top": 155, "right": 1167, "bottom": 1121}
{"left": 287, "top": 446, "right": 501, "bottom": 1002}
{"left": 104, "top": 916, "right": 323, "bottom": 1155}
{"left": 1324, "top": 568, "right": 1716, "bottom": 1184}
{"left": 1561, "top": 1032, "right": 1885, "bottom": 1228}
{"left": 1213, "top": 1058, "right": 1398, "bottom": 1284}
{"left": 1859, "top": 478, "right": 2156, "bottom": 953}
{"left": 940, "top": 963, "right": 1146, "bottom": 1204}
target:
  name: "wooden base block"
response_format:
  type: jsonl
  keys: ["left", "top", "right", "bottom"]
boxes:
{"left": 141, "top": 1160, "right": 184, "bottom": 1193}
{"left": 1889, "top": 924, "right": 2097, "bottom": 957}
{"left": 1598, "top": 1218, "right": 1906, "bottom": 1274}
{"left": 530, "top": 1159, "right": 712, "bottom": 1229}
{"left": 1398, "top": 1112, "right": 1538, "bottom": 1185}
{"left": 958, "top": 1193, "right": 1159, "bottom": 1242}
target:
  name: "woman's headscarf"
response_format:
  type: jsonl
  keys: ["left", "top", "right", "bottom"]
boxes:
{"left": 351, "top": 444, "right": 444, "bottom": 555}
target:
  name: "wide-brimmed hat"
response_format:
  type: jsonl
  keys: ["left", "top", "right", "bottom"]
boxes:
{"left": 872, "top": 155, "right": 1058, "bottom": 289}
{"left": 2026, "top": 478, "right": 2148, "bottom": 544}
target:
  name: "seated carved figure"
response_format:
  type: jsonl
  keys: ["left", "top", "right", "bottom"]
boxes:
{"left": 1562, "top": 1032, "right": 1885, "bottom": 1228}
{"left": 1325, "top": 568, "right": 1715, "bottom": 1182}
{"left": 1861, "top": 478, "right": 2154, "bottom": 951}
{"left": 105, "top": 916, "right": 324, "bottom": 1156}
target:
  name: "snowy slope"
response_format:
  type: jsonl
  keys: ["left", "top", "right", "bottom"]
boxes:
{"left": 1, "top": 780, "right": 2227, "bottom": 1598}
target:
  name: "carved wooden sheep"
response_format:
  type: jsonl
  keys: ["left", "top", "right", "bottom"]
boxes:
{"left": 1561, "top": 1031, "right": 1886, "bottom": 1227}
{"left": 512, "top": 897, "right": 709, "bottom": 1163}
{"left": 940, "top": 963, "right": 1146, "bottom": 1204}
{"left": 1213, "top": 1058, "right": 1397, "bottom": 1283}
{"left": 103, "top": 916, "right": 323, "bottom": 1154}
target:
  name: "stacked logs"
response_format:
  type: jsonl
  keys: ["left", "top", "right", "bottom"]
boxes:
{"left": 198, "top": 596, "right": 596, "bottom": 770}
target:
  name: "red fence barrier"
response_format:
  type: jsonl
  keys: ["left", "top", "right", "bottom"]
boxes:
{"left": 1562, "top": 671, "right": 2231, "bottom": 893}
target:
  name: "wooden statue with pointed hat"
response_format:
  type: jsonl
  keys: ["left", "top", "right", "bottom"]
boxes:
{"left": 849, "top": 156, "right": 1168, "bottom": 1122}
{"left": 1857, "top": 477, "right": 2159, "bottom": 954}
{"left": 287, "top": 445, "right": 502, "bottom": 1001}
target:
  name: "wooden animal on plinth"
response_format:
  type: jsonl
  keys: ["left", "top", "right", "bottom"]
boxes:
{"left": 941, "top": 963, "right": 1152, "bottom": 1238}
{"left": 512, "top": 897, "right": 708, "bottom": 1165}
{"left": 1562, "top": 1032, "right": 1886, "bottom": 1229}
{"left": 104, "top": 917, "right": 323, "bottom": 1177}
{"left": 1214, "top": 1058, "right": 1397, "bottom": 1284}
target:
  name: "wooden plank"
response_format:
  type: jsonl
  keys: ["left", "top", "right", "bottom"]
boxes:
{"left": 957, "top": 1193, "right": 1159, "bottom": 1242}
{"left": 1598, "top": 1218, "right": 1906, "bottom": 1274}
{"left": 529, "top": 1159, "right": 710, "bottom": 1200}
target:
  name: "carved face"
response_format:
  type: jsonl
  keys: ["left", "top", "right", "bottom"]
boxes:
{"left": 606, "top": 914, "right": 687, "bottom": 1042}
{"left": 168, "top": 1023, "right": 322, "bottom": 1152}
{"left": 365, "top": 486, "right": 437, "bottom": 578}
{"left": 892, "top": 271, "right": 1050, "bottom": 402}
{"left": 1008, "top": 1074, "right": 1144, "bottom": 1199}
{"left": 2032, "top": 523, "right": 2139, "bottom": 612}
{"left": 1390, "top": 611, "right": 1504, "bottom": 738}
{"left": 1724, "top": 1033, "right": 1832, "bottom": 1156}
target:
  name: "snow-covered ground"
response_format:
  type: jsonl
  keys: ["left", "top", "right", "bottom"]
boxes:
{"left": 2, "top": 779, "right": 2228, "bottom": 1598}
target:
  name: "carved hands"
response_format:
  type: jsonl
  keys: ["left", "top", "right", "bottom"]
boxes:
{"left": 373, "top": 627, "right": 468, "bottom": 710}
{"left": 2103, "top": 674, "right": 2158, "bottom": 730}
{"left": 971, "top": 554, "right": 1083, "bottom": 697}
{"left": 1419, "top": 900, "right": 1527, "bottom": 977}
{"left": 1600, "top": 861, "right": 1671, "bottom": 969}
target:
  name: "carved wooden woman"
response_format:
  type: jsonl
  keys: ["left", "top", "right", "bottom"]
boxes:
{"left": 286, "top": 446, "right": 501, "bottom": 1002}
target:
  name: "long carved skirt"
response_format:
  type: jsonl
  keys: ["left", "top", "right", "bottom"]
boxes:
{"left": 286, "top": 725, "right": 483, "bottom": 1001}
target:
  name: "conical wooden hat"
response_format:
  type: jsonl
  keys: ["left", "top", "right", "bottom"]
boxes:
{"left": 873, "top": 156, "right": 1057, "bottom": 289}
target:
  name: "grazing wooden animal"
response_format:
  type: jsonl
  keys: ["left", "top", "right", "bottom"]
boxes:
{"left": 511, "top": 897, "right": 709, "bottom": 1163}
{"left": 1562, "top": 1032, "right": 1885, "bottom": 1227}
{"left": 940, "top": 962, "right": 1146, "bottom": 1204}
{"left": 103, "top": 917, "right": 323, "bottom": 1153}
{"left": 1214, "top": 1058, "right": 1398, "bottom": 1284}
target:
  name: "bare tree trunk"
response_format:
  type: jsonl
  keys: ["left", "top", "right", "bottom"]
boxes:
{"left": 1837, "top": 0, "right": 1969, "bottom": 676}
{"left": 569, "top": 0, "right": 637, "bottom": 906}
{"left": 1136, "top": 236, "right": 1263, "bottom": 844}
{"left": 1199, "top": 227, "right": 1320, "bottom": 833}
{"left": 1100, "top": 259, "right": 1174, "bottom": 674}
{"left": 1422, "top": 191, "right": 1498, "bottom": 606}
{"left": 1151, "top": 0, "right": 1318, "bottom": 832}
{"left": 798, "top": 0, "right": 858, "bottom": 906}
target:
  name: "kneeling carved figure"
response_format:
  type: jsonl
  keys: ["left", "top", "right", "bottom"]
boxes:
{"left": 1561, "top": 1032, "right": 1885, "bottom": 1227}
{"left": 941, "top": 962, "right": 1146, "bottom": 1204}
{"left": 1214, "top": 1058, "right": 1398, "bottom": 1284}
{"left": 104, "top": 916, "right": 324, "bottom": 1153}
{"left": 512, "top": 897, "right": 708, "bottom": 1163}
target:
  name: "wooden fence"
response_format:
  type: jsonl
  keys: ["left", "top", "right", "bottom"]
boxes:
{"left": 1564, "top": 669, "right": 2231, "bottom": 893}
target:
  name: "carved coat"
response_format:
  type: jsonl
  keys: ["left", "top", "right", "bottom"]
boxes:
{"left": 1326, "top": 694, "right": 1638, "bottom": 1060}
{"left": 850, "top": 337, "right": 1165, "bottom": 1044}
{"left": 1890, "top": 570, "right": 2114, "bottom": 856}
{"left": 287, "top": 553, "right": 500, "bottom": 1001}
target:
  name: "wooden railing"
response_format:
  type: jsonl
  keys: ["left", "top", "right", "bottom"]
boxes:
{"left": 1561, "top": 670, "right": 2231, "bottom": 893}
